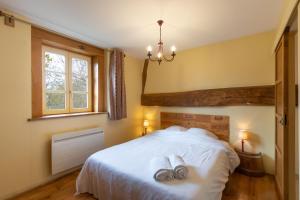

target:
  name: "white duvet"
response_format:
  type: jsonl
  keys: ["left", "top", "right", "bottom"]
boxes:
{"left": 76, "top": 130, "right": 240, "bottom": 200}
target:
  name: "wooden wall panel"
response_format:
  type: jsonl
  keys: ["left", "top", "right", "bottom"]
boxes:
{"left": 31, "top": 35, "right": 43, "bottom": 117}
{"left": 142, "top": 85, "right": 275, "bottom": 107}
{"left": 31, "top": 27, "right": 104, "bottom": 56}
{"left": 98, "top": 54, "right": 106, "bottom": 112}
{"left": 161, "top": 112, "right": 230, "bottom": 141}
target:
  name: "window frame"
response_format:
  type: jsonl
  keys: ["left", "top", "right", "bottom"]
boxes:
{"left": 68, "top": 52, "right": 92, "bottom": 113}
{"left": 31, "top": 26, "right": 106, "bottom": 119}
{"left": 42, "top": 46, "right": 92, "bottom": 115}
{"left": 42, "top": 46, "right": 69, "bottom": 115}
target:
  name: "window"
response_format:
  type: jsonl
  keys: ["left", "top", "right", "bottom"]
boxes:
{"left": 42, "top": 46, "right": 92, "bottom": 114}
{"left": 31, "top": 26, "right": 105, "bottom": 119}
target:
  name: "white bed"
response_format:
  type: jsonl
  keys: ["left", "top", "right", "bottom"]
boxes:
{"left": 76, "top": 128, "right": 239, "bottom": 200}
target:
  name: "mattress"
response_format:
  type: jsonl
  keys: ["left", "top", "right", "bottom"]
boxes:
{"left": 76, "top": 130, "right": 240, "bottom": 200}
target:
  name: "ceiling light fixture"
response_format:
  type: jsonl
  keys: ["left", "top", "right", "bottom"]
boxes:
{"left": 146, "top": 20, "right": 176, "bottom": 65}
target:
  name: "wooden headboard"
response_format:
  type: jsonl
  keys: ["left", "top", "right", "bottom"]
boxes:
{"left": 160, "top": 112, "right": 230, "bottom": 141}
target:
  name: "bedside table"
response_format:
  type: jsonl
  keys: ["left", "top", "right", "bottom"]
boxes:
{"left": 235, "top": 149, "right": 265, "bottom": 177}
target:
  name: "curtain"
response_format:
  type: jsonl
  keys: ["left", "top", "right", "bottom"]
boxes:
{"left": 109, "top": 49, "right": 127, "bottom": 120}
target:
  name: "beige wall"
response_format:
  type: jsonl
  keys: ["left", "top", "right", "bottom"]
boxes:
{"left": 0, "top": 19, "right": 143, "bottom": 199}
{"left": 144, "top": 31, "right": 276, "bottom": 174}
{"left": 274, "top": 0, "right": 299, "bottom": 50}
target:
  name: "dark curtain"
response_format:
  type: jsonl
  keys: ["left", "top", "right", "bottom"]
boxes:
{"left": 109, "top": 49, "right": 127, "bottom": 120}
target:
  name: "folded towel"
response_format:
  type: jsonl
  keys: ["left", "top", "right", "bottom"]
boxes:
{"left": 169, "top": 155, "right": 188, "bottom": 179}
{"left": 150, "top": 156, "right": 174, "bottom": 182}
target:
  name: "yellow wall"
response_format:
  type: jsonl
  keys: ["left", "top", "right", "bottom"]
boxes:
{"left": 144, "top": 31, "right": 276, "bottom": 174}
{"left": 274, "top": 0, "right": 298, "bottom": 50}
{"left": 0, "top": 19, "right": 143, "bottom": 199}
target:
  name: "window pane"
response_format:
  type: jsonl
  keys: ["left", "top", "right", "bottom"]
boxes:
{"left": 46, "top": 93, "right": 65, "bottom": 110}
{"left": 73, "top": 93, "right": 88, "bottom": 109}
{"left": 45, "top": 51, "right": 66, "bottom": 73}
{"left": 45, "top": 71, "right": 65, "bottom": 91}
{"left": 72, "top": 58, "right": 88, "bottom": 92}
{"left": 44, "top": 51, "right": 66, "bottom": 92}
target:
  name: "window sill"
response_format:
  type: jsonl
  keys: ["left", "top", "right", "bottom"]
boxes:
{"left": 28, "top": 112, "right": 108, "bottom": 121}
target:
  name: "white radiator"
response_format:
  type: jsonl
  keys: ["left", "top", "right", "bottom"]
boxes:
{"left": 51, "top": 128, "right": 104, "bottom": 175}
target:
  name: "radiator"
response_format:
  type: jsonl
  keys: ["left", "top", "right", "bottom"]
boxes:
{"left": 51, "top": 128, "right": 104, "bottom": 175}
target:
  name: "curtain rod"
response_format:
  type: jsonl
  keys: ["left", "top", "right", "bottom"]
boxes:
{"left": 0, "top": 10, "right": 126, "bottom": 57}
{"left": 0, "top": 10, "right": 31, "bottom": 26}
{"left": 0, "top": 10, "right": 103, "bottom": 48}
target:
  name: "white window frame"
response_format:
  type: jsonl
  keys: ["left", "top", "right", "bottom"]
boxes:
{"left": 42, "top": 46, "right": 92, "bottom": 115}
{"left": 69, "top": 52, "right": 92, "bottom": 113}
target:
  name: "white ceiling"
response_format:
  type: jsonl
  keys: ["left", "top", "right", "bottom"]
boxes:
{"left": 0, "top": 0, "right": 283, "bottom": 58}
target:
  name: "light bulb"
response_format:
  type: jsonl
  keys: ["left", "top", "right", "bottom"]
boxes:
{"left": 171, "top": 46, "right": 176, "bottom": 52}
{"left": 147, "top": 46, "right": 152, "bottom": 52}
{"left": 157, "top": 52, "right": 162, "bottom": 58}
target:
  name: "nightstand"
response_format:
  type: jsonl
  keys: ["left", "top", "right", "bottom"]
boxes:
{"left": 235, "top": 149, "right": 265, "bottom": 177}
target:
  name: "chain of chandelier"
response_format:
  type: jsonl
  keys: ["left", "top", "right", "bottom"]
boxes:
{"left": 146, "top": 20, "right": 176, "bottom": 65}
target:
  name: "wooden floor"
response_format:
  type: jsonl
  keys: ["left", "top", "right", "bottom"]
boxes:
{"left": 222, "top": 173, "right": 278, "bottom": 200}
{"left": 10, "top": 171, "right": 278, "bottom": 200}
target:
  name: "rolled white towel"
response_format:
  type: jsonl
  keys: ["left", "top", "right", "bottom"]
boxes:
{"left": 150, "top": 156, "right": 174, "bottom": 182}
{"left": 169, "top": 155, "right": 188, "bottom": 180}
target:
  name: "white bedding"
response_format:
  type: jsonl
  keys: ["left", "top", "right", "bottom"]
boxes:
{"left": 76, "top": 130, "right": 240, "bottom": 200}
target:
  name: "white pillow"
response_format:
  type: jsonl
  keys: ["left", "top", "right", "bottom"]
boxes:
{"left": 186, "top": 128, "right": 218, "bottom": 139}
{"left": 165, "top": 125, "right": 187, "bottom": 132}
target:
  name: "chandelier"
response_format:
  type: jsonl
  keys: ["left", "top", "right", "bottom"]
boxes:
{"left": 146, "top": 20, "right": 176, "bottom": 65}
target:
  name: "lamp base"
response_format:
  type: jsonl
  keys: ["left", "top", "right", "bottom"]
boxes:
{"left": 142, "top": 128, "right": 147, "bottom": 136}
{"left": 241, "top": 139, "right": 245, "bottom": 152}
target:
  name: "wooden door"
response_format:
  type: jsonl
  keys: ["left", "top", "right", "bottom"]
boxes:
{"left": 275, "top": 33, "right": 289, "bottom": 200}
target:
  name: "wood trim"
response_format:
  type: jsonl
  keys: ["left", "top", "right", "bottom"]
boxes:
{"left": 91, "top": 56, "right": 96, "bottom": 112}
{"left": 142, "top": 85, "right": 275, "bottom": 107}
{"left": 98, "top": 54, "right": 106, "bottom": 112}
{"left": 142, "top": 59, "right": 149, "bottom": 94}
{"left": 31, "top": 34, "right": 43, "bottom": 117}
{"left": 286, "top": 30, "right": 296, "bottom": 200}
{"left": 91, "top": 55, "right": 106, "bottom": 112}
{"left": 274, "top": 30, "right": 289, "bottom": 200}
{"left": 28, "top": 112, "right": 108, "bottom": 121}
{"left": 160, "top": 112, "right": 229, "bottom": 141}
{"left": 31, "top": 27, "right": 104, "bottom": 56}
{"left": 31, "top": 26, "right": 105, "bottom": 117}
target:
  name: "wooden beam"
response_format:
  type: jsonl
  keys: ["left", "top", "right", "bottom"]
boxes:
{"left": 141, "top": 59, "right": 149, "bottom": 95}
{"left": 141, "top": 85, "right": 275, "bottom": 107}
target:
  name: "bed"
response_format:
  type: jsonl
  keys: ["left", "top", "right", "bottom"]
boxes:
{"left": 76, "top": 112, "right": 240, "bottom": 200}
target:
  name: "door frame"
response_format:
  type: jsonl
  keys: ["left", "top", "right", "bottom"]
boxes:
{"left": 275, "top": 27, "right": 297, "bottom": 200}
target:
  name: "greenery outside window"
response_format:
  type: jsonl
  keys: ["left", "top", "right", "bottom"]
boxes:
{"left": 42, "top": 46, "right": 92, "bottom": 115}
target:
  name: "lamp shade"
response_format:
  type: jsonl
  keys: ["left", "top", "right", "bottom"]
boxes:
{"left": 143, "top": 120, "right": 149, "bottom": 127}
{"left": 239, "top": 130, "right": 249, "bottom": 140}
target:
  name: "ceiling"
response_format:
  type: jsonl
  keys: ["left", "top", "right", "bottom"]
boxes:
{"left": 0, "top": 0, "right": 283, "bottom": 58}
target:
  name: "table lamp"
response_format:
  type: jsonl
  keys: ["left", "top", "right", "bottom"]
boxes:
{"left": 143, "top": 120, "right": 149, "bottom": 136}
{"left": 239, "top": 130, "right": 249, "bottom": 152}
